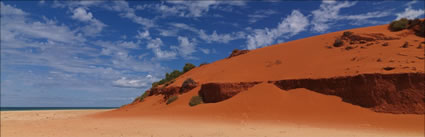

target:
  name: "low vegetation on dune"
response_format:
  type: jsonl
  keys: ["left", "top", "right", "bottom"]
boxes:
{"left": 389, "top": 18, "right": 409, "bottom": 31}
{"left": 199, "top": 62, "right": 209, "bottom": 67}
{"left": 134, "top": 91, "right": 150, "bottom": 102}
{"left": 389, "top": 18, "right": 425, "bottom": 37}
{"left": 166, "top": 95, "right": 178, "bottom": 105}
{"left": 183, "top": 63, "right": 196, "bottom": 73}
{"left": 189, "top": 96, "right": 203, "bottom": 107}
{"left": 152, "top": 63, "right": 196, "bottom": 88}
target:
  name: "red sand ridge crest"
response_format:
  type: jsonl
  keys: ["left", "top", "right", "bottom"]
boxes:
{"left": 227, "top": 49, "right": 249, "bottom": 58}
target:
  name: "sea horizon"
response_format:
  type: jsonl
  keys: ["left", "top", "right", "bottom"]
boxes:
{"left": 0, "top": 107, "right": 118, "bottom": 111}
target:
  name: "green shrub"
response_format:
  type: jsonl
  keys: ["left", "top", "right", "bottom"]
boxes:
{"left": 389, "top": 18, "right": 409, "bottom": 31}
{"left": 151, "top": 63, "right": 196, "bottom": 89}
{"left": 134, "top": 91, "right": 150, "bottom": 102}
{"left": 189, "top": 96, "right": 203, "bottom": 107}
{"left": 152, "top": 70, "right": 183, "bottom": 88}
{"left": 333, "top": 38, "right": 344, "bottom": 47}
{"left": 166, "top": 96, "right": 178, "bottom": 105}
{"left": 183, "top": 63, "right": 196, "bottom": 73}
{"left": 164, "top": 79, "right": 175, "bottom": 87}
{"left": 152, "top": 82, "right": 160, "bottom": 88}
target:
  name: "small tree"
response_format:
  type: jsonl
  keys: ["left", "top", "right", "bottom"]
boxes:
{"left": 183, "top": 63, "right": 196, "bottom": 73}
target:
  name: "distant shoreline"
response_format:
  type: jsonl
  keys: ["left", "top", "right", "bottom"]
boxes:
{"left": 0, "top": 107, "right": 117, "bottom": 111}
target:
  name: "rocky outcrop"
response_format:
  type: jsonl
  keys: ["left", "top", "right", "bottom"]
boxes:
{"left": 148, "top": 86, "right": 180, "bottom": 100}
{"left": 179, "top": 78, "right": 198, "bottom": 94}
{"left": 198, "top": 82, "right": 261, "bottom": 103}
{"left": 228, "top": 49, "right": 249, "bottom": 58}
{"left": 271, "top": 73, "right": 425, "bottom": 114}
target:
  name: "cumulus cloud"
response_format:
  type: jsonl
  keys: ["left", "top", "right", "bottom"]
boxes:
{"left": 246, "top": 10, "right": 309, "bottom": 49}
{"left": 71, "top": 7, "right": 106, "bottom": 36}
{"left": 72, "top": 7, "right": 93, "bottom": 22}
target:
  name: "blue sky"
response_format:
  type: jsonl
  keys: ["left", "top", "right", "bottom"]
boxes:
{"left": 1, "top": 0, "right": 424, "bottom": 107}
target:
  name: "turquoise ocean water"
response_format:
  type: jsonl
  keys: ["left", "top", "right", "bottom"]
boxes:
{"left": 0, "top": 107, "right": 117, "bottom": 111}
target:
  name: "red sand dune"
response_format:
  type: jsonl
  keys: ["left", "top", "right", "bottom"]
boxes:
{"left": 96, "top": 23, "right": 425, "bottom": 134}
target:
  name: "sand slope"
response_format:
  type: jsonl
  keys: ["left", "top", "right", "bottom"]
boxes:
{"left": 98, "top": 24, "right": 425, "bottom": 136}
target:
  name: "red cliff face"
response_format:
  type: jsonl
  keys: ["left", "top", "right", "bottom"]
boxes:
{"left": 198, "top": 82, "right": 261, "bottom": 103}
{"left": 141, "top": 73, "right": 424, "bottom": 114}
{"left": 272, "top": 73, "right": 425, "bottom": 114}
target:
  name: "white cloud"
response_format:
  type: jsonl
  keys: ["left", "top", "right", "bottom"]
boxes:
{"left": 135, "top": 30, "right": 178, "bottom": 59}
{"left": 72, "top": 7, "right": 93, "bottom": 22}
{"left": 199, "top": 30, "right": 245, "bottom": 44}
{"left": 311, "top": 1, "right": 357, "bottom": 32}
{"left": 136, "top": 1, "right": 245, "bottom": 18}
{"left": 1, "top": 2, "right": 28, "bottom": 16}
{"left": 146, "top": 37, "right": 177, "bottom": 60}
{"left": 345, "top": 11, "right": 391, "bottom": 20}
{"left": 169, "top": 22, "right": 245, "bottom": 44}
{"left": 71, "top": 7, "right": 106, "bottom": 36}
{"left": 175, "top": 36, "right": 197, "bottom": 57}
{"left": 199, "top": 48, "right": 210, "bottom": 54}
{"left": 395, "top": 2, "right": 425, "bottom": 20}
{"left": 248, "top": 9, "right": 277, "bottom": 23}
{"left": 169, "top": 23, "right": 199, "bottom": 32}
{"left": 113, "top": 76, "right": 156, "bottom": 88}
{"left": 311, "top": 1, "right": 394, "bottom": 32}
{"left": 1, "top": 2, "right": 84, "bottom": 45}
{"left": 107, "top": 1, "right": 154, "bottom": 28}
{"left": 136, "top": 30, "right": 151, "bottom": 39}
{"left": 246, "top": 10, "right": 309, "bottom": 49}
